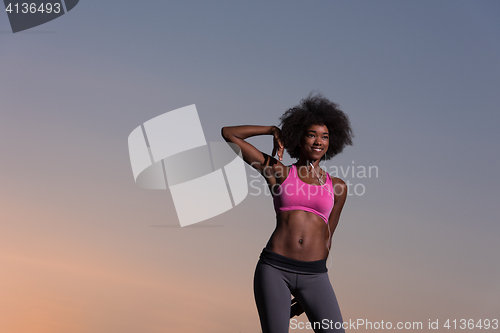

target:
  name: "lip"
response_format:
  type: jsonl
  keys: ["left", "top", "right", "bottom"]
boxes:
{"left": 311, "top": 147, "right": 323, "bottom": 152}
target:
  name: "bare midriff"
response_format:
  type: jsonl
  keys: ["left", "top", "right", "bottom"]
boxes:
{"left": 265, "top": 210, "right": 330, "bottom": 261}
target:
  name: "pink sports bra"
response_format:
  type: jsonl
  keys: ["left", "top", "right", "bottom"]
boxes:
{"left": 271, "top": 164, "right": 334, "bottom": 224}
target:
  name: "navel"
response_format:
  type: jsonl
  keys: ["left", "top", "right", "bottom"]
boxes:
{"left": 298, "top": 238, "right": 303, "bottom": 244}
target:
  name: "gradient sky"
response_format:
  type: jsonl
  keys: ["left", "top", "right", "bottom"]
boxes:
{"left": 1, "top": 1, "right": 499, "bottom": 332}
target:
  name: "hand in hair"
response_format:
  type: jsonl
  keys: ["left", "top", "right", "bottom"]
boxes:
{"left": 271, "top": 126, "right": 284, "bottom": 161}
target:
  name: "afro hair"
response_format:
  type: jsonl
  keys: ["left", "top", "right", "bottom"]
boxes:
{"left": 279, "top": 92, "right": 353, "bottom": 160}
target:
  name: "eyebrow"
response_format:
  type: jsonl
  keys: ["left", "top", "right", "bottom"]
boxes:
{"left": 307, "top": 130, "right": 329, "bottom": 135}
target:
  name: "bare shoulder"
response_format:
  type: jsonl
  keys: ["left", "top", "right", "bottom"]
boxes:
{"left": 331, "top": 177, "right": 346, "bottom": 186}
{"left": 331, "top": 177, "right": 348, "bottom": 199}
{"left": 272, "top": 162, "right": 290, "bottom": 179}
{"left": 266, "top": 161, "right": 290, "bottom": 183}
{"left": 259, "top": 157, "right": 289, "bottom": 186}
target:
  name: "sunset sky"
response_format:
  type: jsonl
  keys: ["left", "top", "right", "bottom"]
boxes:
{"left": 1, "top": 1, "right": 499, "bottom": 332}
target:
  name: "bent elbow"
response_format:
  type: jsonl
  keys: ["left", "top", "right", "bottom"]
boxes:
{"left": 221, "top": 126, "right": 233, "bottom": 142}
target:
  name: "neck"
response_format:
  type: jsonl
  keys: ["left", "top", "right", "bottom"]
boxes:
{"left": 296, "top": 156, "right": 320, "bottom": 167}
{"left": 295, "top": 157, "right": 322, "bottom": 175}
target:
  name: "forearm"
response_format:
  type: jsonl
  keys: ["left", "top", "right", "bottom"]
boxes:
{"left": 221, "top": 124, "right": 284, "bottom": 167}
{"left": 221, "top": 125, "right": 277, "bottom": 141}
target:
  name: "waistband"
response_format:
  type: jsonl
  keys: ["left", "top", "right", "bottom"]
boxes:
{"left": 259, "top": 248, "right": 328, "bottom": 274}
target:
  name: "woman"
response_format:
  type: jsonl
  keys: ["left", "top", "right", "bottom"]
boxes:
{"left": 221, "top": 93, "right": 353, "bottom": 333}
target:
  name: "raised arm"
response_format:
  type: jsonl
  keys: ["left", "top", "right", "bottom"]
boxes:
{"left": 221, "top": 125, "right": 285, "bottom": 176}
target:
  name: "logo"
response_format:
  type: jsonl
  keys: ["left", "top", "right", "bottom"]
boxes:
{"left": 3, "top": 0, "right": 79, "bottom": 33}
{"left": 128, "top": 105, "right": 248, "bottom": 227}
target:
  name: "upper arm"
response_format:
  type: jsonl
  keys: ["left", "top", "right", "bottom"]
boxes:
{"left": 328, "top": 178, "right": 348, "bottom": 233}
{"left": 221, "top": 127, "right": 286, "bottom": 182}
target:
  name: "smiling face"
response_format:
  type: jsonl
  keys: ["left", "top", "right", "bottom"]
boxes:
{"left": 300, "top": 124, "right": 330, "bottom": 160}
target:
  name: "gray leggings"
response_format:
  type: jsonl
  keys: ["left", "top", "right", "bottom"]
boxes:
{"left": 254, "top": 259, "right": 345, "bottom": 333}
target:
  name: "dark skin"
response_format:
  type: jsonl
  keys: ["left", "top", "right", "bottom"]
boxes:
{"left": 221, "top": 124, "right": 348, "bottom": 316}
